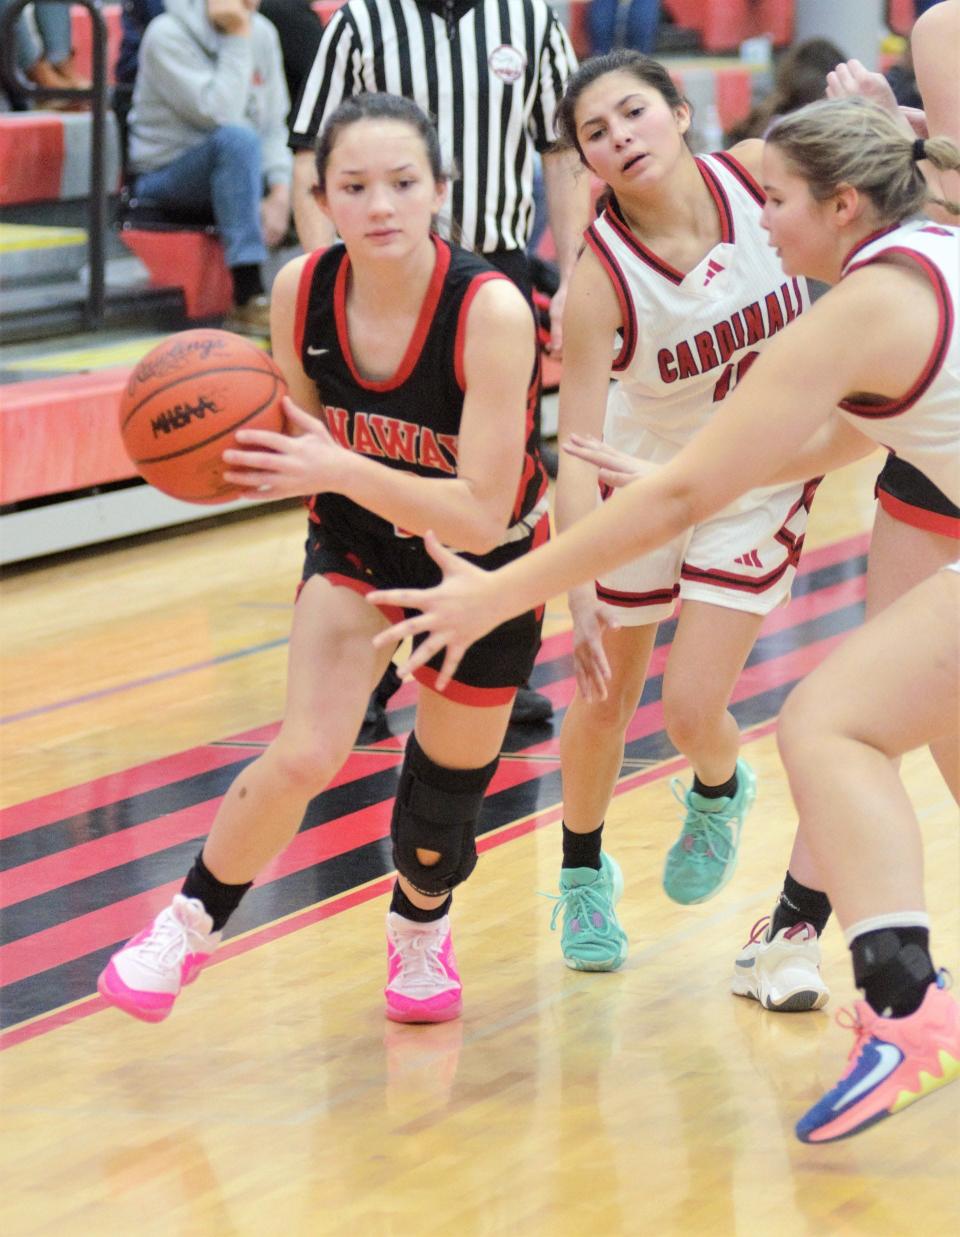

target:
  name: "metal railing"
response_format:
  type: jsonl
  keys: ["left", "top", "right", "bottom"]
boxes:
{"left": 0, "top": 0, "right": 109, "bottom": 328}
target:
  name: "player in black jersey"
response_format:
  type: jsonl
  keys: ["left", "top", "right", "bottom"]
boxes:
{"left": 98, "top": 93, "right": 548, "bottom": 1027}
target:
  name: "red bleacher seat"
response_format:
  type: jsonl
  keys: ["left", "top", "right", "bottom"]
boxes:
{"left": 0, "top": 112, "right": 121, "bottom": 205}
{"left": 118, "top": 228, "right": 233, "bottom": 319}
{"left": 312, "top": 0, "right": 344, "bottom": 22}
{"left": 664, "top": 0, "right": 794, "bottom": 51}
{"left": 70, "top": 3, "right": 122, "bottom": 86}
{"left": 887, "top": 0, "right": 915, "bottom": 36}
{"left": 713, "top": 67, "right": 753, "bottom": 133}
{"left": 0, "top": 369, "right": 135, "bottom": 504}
{"left": 0, "top": 116, "right": 64, "bottom": 205}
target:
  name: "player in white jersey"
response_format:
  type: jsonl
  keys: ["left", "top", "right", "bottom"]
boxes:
{"left": 367, "top": 96, "right": 960, "bottom": 1143}
{"left": 514, "top": 52, "right": 821, "bottom": 977}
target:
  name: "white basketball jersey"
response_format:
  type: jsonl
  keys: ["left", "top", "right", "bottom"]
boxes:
{"left": 838, "top": 220, "right": 960, "bottom": 506}
{"left": 586, "top": 152, "right": 810, "bottom": 456}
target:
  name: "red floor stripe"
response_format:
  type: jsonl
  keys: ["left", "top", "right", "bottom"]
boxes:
{"left": 0, "top": 533, "right": 868, "bottom": 842}
{"left": 0, "top": 626, "right": 849, "bottom": 986}
{"left": 0, "top": 746, "right": 244, "bottom": 840}
{"left": 1, "top": 743, "right": 559, "bottom": 909}
{"left": 0, "top": 721, "right": 783, "bottom": 1052}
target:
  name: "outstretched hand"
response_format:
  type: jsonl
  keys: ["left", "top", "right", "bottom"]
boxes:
{"left": 222, "top": 397, "right": 346, "bottom": 499}
{"left": 367, "top": 530, "right": 506, "bottom": 691}
{"left": 568, "top": 584, "right": 619, "bottom": 702}
{"left": 563, "top": 433, "right": 660, "bottom": 489}
{"left": 825, "top": 58, "right": 901, "bottom": 116}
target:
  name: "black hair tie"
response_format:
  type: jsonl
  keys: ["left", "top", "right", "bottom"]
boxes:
{"left": 912, "top": 137, "right": 927, "bottom": 162}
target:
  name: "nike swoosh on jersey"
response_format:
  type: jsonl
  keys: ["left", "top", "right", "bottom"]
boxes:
{"left": 307, "top": 346, "right": 329, "bottom": 356}
{"left": 831, "top": 1040, "right": 903, "bottom": 1111}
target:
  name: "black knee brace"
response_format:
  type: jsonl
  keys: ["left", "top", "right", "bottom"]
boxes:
{"left": 391, "top": 733, "right": 499, "bottom": 897}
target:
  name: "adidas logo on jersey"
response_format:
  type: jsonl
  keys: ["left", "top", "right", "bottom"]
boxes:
{"left": 703, "top": 259, "right": 725, "bottom": 287}
{"left": 734, "top": 549, "right": 764, "bottom": 568}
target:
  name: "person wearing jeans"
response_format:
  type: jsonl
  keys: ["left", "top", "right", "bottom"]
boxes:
{"left": 127, "top": 0, "right": 291, "bottom": 334}
{"left": 0, "top": 0, "right": 90, "bottom": 100}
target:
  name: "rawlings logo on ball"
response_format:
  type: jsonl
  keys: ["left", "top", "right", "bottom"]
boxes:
{"left": 127, "top": 335, "right": 229, "bottom": 395}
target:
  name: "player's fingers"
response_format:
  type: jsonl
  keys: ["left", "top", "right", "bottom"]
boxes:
{"left": 231, "top": 427, "right": 288, "bottom": 449}
{"left": 222, "top": 467, "right": 271, "bottom": 486}
{"left": 280, "top": 398, "right": 316, "bottom": 429}
{"left": 367, "top": 586, "right": 431, "bottom": 613}
{"left": 369, "top": 613, "right": 429, "bottom": 648}
{"left": 396, "top": 633, "right": 455, "bottom": 683}
{"left": 422, "top": 530, "right": 460, "bottom": 574}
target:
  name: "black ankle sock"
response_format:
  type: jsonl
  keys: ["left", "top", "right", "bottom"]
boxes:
{"left": 692, "top": 769, "right": 738, "bottom": 800}
{"left": 181, "top": 851, "right": 252, "bottom": 932}
{"left": 390, "top": 882, "right": 451, "bottom": 923}
{"left": 770, "top": 870, "right": 832, "bottom": 938}
{"left": 230, "top": 264, "right": 263, "bottom": 305}
{"left": 851, "top": 926, "right": 937, "bottom": 1017}
{"left": 562, "top": 822, "right": 603, "bottom": 870}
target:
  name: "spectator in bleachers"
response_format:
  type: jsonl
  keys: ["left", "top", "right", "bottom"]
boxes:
{"left": 127, "top": 0, "right": 292, "bottom": 335}
{"left": 724, "top": 36, "right": 846, "bottom": 145}
{"left": 0, "top": 0, "right": 90, "bottom": 101}
{"left": 115, "top": 0, "right": 319, "bottom": 142}
{"left": 586, "top": 0, "right": 660, "bottom": 56}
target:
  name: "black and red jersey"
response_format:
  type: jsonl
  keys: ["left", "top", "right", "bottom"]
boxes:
{"left": 294, "top": 234, "right": 546, "bottom": 553}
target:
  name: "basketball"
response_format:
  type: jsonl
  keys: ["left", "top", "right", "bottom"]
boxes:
{"left": 118, "top": 329, "right": 288, "bottom": 505}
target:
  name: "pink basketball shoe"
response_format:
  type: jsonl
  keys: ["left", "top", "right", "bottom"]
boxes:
{"left": 385, "top": 911, "right": 463, "bottom": 1023}
{"left": 98, "top": 894, "right": 222, "bottom": 1022}
{"left": 796, "top": 974, "right": 960, "bottom": 1143}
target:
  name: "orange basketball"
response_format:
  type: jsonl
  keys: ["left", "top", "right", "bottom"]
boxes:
{"left": 118, "top": 329, "right": 287, "bottom": 505}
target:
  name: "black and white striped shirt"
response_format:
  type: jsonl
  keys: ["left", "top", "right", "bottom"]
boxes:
{"left": 289, "top": 0, "right": 577, "bottom": 253}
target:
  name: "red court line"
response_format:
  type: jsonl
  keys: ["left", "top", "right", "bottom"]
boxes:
{"left": 0, "top": 749, "right": 409, "bottom": 909}
{"left": 0, "top": 718, "right": 784, "bottom": 1053}
{"left": 0, "top": 624, "right": 847, "bottom": 988}
{"left": 0, "top": 747, "right": 578, "bottom": 983}
{"left": 1, "top": 742, "right": 558, "bottom": 909}
{"left": 0, "top": 533, "right": 868, "bottom": 841}
{"left": 0, "top": 746, "right": 243, "bottom": 841}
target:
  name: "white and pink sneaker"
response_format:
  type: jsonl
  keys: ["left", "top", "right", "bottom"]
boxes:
{"left": 384, "top": 912, "right": 462, "bottom": 1024}
{"left": 98, "top": 894, "right": 222, "bottom": 1022}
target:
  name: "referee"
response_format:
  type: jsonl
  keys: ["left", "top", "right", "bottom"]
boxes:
{"left": 288, "top": 0, "right": 589, "bottom": 356}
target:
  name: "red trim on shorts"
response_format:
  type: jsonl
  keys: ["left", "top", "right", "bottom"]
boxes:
{"left": 413, "top": 665, "right": 516, "bottom": 706}
{"left": 680, "top": 556, "right": 794, "bottom": 593}
{"left": 596, "top": 582, "right": 680, "bottom": 608}
{"left": 839, "top": 249, "right": 952, "bottom": 418}
{"left": 334, "top": 235, "right": 452, "bottom": 392}
{"left": 314, "top": 571, "right": 406, "bottom": 625}
{"left": 453, "top": 271, "right": 511, "bottom": 389}
{"left": 584, "top": 226, "right": 636, "bottom": 371}
{"left": 877, "top": 488, "right": 960, "bottom": 539}
{"left": 294, "top": 248, "right": 326, "bottom": 358}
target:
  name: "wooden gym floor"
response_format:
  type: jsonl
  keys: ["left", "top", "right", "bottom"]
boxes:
{"left": 1, "top": 455, "right": 958, "bottom": 1235}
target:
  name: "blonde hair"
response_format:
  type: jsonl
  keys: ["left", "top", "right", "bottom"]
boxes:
{"left": 767, "top": 96, "right": 960, "bottom": 220}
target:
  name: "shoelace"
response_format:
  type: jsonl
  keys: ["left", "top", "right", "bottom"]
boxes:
{"left": 544, "top": 882, "right": 613, "bottom": 937}
{"left": 743, "top": 915, "right": 771, "bottom": 947}
{"left": 834, "top": 968, "right": 954, "bottom": 1057}
{"left": 393, "top": 929, "right": 449, "bottom": 993}
{"left": 669, "top": 778, "right": 735, "bottom": 863}
{"left": 135, "top": 908, "right": 194, "bottom": 975}
{"left": 834, "top": 1004, "right": 877, "bottom": 1068}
